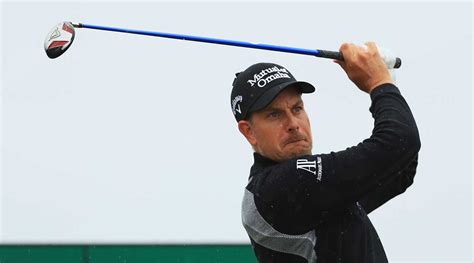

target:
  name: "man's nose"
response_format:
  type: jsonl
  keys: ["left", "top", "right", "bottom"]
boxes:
{"left": 287, "top": 114, "right": 299, "bottom": 132}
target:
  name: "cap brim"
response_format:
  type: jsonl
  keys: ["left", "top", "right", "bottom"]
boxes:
{"left": 248, "top": 81, "right": 315, "bottom": 114}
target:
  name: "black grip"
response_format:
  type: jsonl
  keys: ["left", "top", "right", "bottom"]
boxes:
{"left": 317, "top": 49, "right": 344, "bottom": 61}
{"left": 316, "top": 49, "right": 402, "bottom": 69}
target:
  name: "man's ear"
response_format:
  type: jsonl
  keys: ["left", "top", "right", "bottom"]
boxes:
{"left": 238, "top": 120, "right": 257, "bottom": 147}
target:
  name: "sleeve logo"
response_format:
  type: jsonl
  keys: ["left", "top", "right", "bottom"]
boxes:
{"left": 296, "top": 157, "right": 323, "bottom": 181}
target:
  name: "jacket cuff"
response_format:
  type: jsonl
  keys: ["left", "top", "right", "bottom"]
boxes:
{"left": 370, "top": 83, "right": 401, "bottom": 101}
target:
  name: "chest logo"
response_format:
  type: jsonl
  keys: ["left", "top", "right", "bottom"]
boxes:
{"left": 296, "top": 157, "right": 322, "bottom": 181}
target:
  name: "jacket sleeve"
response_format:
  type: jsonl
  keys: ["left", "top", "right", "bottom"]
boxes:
{"left": 254, "top": 83, "right": 421, "bottom": 222}
{"left": 357, "top": 153, "right": 419, "bottom": 214}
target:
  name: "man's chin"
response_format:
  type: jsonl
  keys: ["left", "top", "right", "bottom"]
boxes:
{"left": 287, "top": 150, "right": 311, "bottom": 159}
{"left": 270, "top": 148, "right": 312, "bottom": 162}
{"left": 284, "top": 145, "right": 312, "bottom": 160}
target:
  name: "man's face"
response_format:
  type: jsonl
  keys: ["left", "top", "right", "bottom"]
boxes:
{"left": 238, "top": 87, "right": 313, "bottom": 162}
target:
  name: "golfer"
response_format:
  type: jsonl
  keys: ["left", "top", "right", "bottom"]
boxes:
{"left": 230, "top": 42, "right": 421, "bottom": 263}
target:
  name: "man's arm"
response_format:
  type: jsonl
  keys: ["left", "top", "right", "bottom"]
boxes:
{"left": 252, "top": 43, "right": 421, "bottom": 223}
{"left": 255, "top": 84, "right": 420, "bottom": 215}
{"left": 358, "top": 153, "right": 419, "bottom": 214}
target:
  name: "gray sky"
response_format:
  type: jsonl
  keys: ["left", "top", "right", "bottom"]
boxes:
{"left": 1, "top": 1, "right": 473, "bottom": 262}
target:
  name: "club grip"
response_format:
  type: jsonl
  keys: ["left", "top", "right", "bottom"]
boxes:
{"left": 317, "top": 50, "right": 344, "bottom": 61}
{"left": 317, "top": 49, "right": 401, "bottom": 69}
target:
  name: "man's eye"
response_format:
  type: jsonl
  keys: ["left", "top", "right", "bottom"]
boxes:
{"left": 293, "top": 106, "right": 303, "bottom": 113}
{"left": 268, "top": 111, "right": 280, "bottom": 118}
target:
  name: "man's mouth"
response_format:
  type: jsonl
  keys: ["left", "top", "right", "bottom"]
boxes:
{"left": 284, "top": 137, "right": 306, "bottom": 146}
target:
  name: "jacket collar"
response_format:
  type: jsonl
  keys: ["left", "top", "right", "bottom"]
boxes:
{"left": 250, "top": 152, "right": 279, "bottom": 178}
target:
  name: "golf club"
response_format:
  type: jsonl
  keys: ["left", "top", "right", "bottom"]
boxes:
{"left": 45, "top": 22, "right": 402, "bottom": 69}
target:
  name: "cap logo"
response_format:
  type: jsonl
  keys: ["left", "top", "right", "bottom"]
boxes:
{"left": 232, "top": 95, "right": 243, "bottom": 115}
{"left": 247, "top": 66, "right": 291, "bottom": 88}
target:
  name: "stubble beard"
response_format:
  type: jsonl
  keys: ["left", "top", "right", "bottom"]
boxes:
{"left": 288, "top": 148, "right": 312, "bottom": 160}
{"left": 285, "top": 141, "right": 313, "bottom": 160}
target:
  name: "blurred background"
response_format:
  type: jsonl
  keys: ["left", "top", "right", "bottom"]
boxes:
{"left": 1, "top": 0, "right": 472, "bottom": 262}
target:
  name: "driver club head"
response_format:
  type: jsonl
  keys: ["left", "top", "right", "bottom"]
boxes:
{"left": 44, "top": 22, "right": 76, "bottom": 59}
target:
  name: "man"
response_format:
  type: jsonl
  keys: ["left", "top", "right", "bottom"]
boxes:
{"left": 230, "top": 42, "right": 421, "bottom": 263}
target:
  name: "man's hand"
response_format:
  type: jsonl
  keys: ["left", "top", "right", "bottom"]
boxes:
{"left": 334, "top": 42, "right": 393, "bottom": 94}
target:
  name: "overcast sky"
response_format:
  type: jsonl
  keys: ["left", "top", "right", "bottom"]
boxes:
{"left": 1, "top": 1, "right": 473, "bottom": 262}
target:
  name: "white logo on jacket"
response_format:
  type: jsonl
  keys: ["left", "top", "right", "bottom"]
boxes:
{"left": 297, "top": 157, "right": 322, "bottom": 181}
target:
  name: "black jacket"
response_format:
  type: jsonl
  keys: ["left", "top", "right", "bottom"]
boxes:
{"left": 241, "top": 84, "right": 421, "bottom": 263}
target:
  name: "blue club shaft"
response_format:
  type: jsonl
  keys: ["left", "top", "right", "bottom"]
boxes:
{"left": 75, "top": 23, "right": 400, "bottom": 68}
{"left": 79, "top": 23, "right": 321, "bottom": 56}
